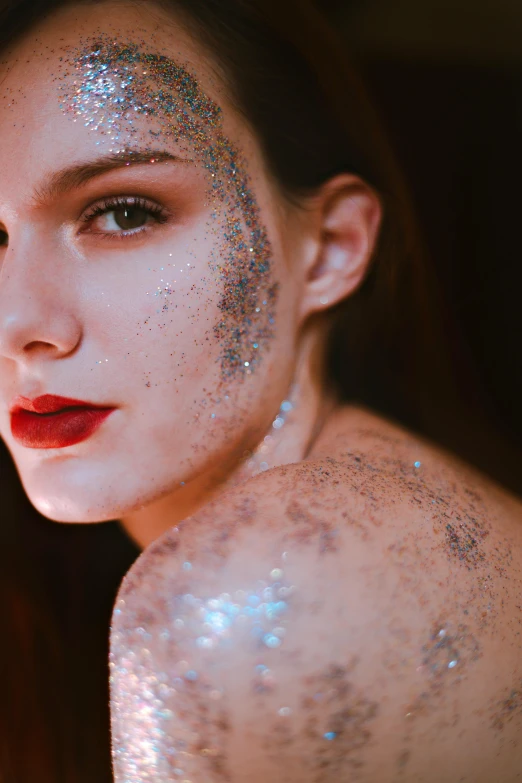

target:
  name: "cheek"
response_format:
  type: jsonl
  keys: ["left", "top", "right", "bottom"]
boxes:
{"left": 85, "top": 229, "right": 224, "bottom": 379}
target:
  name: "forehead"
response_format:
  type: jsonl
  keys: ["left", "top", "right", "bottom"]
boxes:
{"left": 0, "top": 1, "right": 245, "bottom": 196}
{"left": 0, "top": 0, "right": 220, "bottom": 97}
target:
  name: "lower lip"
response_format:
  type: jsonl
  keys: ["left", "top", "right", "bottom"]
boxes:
{"left": 10, "top": 407, "right": 116, "bottom": 449}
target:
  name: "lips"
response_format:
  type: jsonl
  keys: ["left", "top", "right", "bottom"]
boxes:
{"left": 9, "top": 395, "right": 116, "bottom": 449}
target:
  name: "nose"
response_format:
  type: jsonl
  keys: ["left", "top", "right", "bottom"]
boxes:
{"left": 0, "top": 231, "right": 82, "bottom": 363}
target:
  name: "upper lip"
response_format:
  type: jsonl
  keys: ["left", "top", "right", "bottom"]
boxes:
{"left": 9, "top": 394, "right": 114, "bottom": 415}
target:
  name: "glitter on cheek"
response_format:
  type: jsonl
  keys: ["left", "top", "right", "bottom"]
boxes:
{"left": 55, "top": 36, "right": 280, "bottom": 382}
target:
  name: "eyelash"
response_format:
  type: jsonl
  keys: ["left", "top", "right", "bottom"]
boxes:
{"left": 80, "top": 195, "right": 169, "bottom": 240}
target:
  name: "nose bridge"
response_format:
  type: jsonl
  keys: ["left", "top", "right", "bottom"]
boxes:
{"left": 0, "top": 226, "right": 81, "bottom": 361}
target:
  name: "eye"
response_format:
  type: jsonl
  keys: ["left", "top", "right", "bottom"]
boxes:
{"left": 81, "top": 196, "right": 169, "bottom": 238}
{"left": 102, "top": 204, "right": 149, "bottom": 231}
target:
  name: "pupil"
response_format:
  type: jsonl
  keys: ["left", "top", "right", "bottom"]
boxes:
{"left": 115, "top": 207, "right": 148, "bottom": 230}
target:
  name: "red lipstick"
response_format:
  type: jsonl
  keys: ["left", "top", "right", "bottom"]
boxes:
{"left": 9, "top": 395, "right": 116, "bottom": 449}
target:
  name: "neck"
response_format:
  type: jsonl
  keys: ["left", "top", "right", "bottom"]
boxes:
{"left": 119, "top": 327, "right": 337, "bottom": 550}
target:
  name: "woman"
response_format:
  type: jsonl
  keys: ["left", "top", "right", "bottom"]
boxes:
{"left": 0, "top": 0, "right": 520, "bottom": 780}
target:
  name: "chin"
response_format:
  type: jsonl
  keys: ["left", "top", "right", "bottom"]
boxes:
{"left": 30, "top": 492, "right": 118, "bottom": 524}
{"left": 14, "top": 451, "right": 135, "bottom": 523}
{"left": 19, "top": 469, "right": 126, "bottom": 524}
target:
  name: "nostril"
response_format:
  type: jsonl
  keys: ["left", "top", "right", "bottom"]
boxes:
{"left": 23, "top": 340, "right": 58, "bottom": 354}
{"left": 0, "top": 230, "right": 8, "bottom": 247}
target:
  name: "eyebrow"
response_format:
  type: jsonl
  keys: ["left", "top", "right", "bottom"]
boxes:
{"left": 32, "top": 150, "right": 188, "bottom": 207}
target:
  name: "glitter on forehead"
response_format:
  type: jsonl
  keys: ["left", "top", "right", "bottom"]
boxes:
{"left": 57, "top": 37, "right": 278, "bottom": 382}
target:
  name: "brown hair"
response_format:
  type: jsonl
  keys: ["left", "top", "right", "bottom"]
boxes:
{"left": 0, "top": 0, "right": 501, "bottom": 779}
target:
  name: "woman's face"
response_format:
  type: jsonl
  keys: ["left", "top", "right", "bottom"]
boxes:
{"left": 0, "top": 2, "right": 309, "bottom": 524}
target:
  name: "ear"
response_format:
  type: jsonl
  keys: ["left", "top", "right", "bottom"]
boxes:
{"left": 297, "top": 174, "right": 382, "bottom": 323}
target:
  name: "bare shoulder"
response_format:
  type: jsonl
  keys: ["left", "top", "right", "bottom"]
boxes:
{"left": 111, "top": 405, "right": 522, "bottom": 783}
{"left": 309, "top": 401, "right": 522, "bottom": 525}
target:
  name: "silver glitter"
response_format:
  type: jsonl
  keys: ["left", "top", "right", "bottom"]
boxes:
{"left": 110, "top": 563, "right": 295, "bottom": 779}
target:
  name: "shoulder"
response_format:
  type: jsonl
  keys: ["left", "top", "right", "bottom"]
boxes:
{"left": 111, "top": 405, "right": 522, "bottom": 782}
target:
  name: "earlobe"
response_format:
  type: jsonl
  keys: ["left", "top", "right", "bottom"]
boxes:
{"left": 298, "top": 175, "right": 382, "bottom": 322}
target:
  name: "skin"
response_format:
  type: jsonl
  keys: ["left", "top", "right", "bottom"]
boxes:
{"left": 0, "top": 3, "right": 521, "bottom": 781}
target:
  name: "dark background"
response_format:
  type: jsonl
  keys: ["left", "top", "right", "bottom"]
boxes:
{"left": 320, "top": 0, "right": 522, "bottom": 493}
